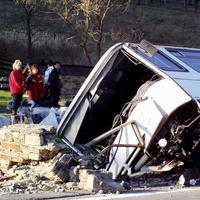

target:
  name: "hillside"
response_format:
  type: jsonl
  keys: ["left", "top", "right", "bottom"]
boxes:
{"left": 1, "top": 1, "right": 200, "bottom": 65}
{"left": 109, "top": 2, "right": 200, "bottom": 48}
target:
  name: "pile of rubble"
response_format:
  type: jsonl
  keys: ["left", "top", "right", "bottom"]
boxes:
{"left": 1, "top": 158, "right": 200, "bottom": 195}
{"left": 0, "top": 155, "right": 124, "bottom": 194}
{"left": 0, "top": 124, "right": 124, "bottom": 194}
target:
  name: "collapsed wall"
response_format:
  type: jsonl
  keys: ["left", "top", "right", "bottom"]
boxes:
{"left": 0, "top": 124, "right": 66, "bottom": 172}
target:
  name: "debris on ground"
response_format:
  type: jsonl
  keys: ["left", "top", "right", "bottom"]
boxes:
{"left": 0, "top": 158, "right": 200, "bottom": 195}
{"left": 0, "top": 154, "right": 124, "bottom": 194}
{"left": 0, "top": 124, "right": 124, "bottom": 194}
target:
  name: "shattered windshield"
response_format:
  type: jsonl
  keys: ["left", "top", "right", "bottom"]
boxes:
{"left": 136, "top": 48, "right": 186, "bottom": 72}
{"left": 167, "top": 49, "right": 200, "bottom": 73}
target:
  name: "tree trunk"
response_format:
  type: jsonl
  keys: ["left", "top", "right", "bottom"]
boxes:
{"left": 96, "top": 15, "right": 103, "bottom": 61}
{"left": 125, "top": 0, "right": 133, "bottom": 12}
{"left": 26, "top": 14, "right": 32, "bottom": 63}
{"left": 82, "top": 45, "right": 92, "bottom": 65}
{"left": 96, "top": 39, "right": 101, "bottom": 61}
{"left": 24, "top": 6, "right": 33, "bottom": 63}
{"left": 194, "top": 0, "right": 198, "bottom": 12}
{"left": 184, "top": 0, "right": 187, "bottom": 11}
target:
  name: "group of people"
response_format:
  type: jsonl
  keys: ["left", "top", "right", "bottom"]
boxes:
{"left": 9, "top": 59, "right": 62, "bottom": 117}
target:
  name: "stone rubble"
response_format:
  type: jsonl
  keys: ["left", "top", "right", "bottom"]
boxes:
{"left": 0, "top": 156, "right": 124, "bottom": 195}
{"left": 0, "top": 124, "right": 66, "bottom": 172}
{"left": 0, "top": 124, "right": 125, "bottom": 194}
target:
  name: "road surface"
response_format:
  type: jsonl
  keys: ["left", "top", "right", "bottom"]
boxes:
{"left": 1, "top": 187, "right": 200, "bottom": 200}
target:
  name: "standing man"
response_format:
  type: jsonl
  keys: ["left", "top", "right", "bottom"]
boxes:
{"left": 44, "top": 61, "right": 62, "bottom": 107}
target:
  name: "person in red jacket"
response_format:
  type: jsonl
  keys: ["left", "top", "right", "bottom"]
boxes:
{"left": 26, "top": 64, "right": 45, "bottom": 110}
{"left": 9, "top": 59, "right": 26, "bottom": 116}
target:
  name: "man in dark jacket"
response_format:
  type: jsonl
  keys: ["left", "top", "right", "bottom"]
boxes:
{"left": 44, "top": 61, "right": 61, "bottom": 107}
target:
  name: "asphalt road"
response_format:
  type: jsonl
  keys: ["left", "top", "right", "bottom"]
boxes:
{"left": 1, "top": 187, "right": 200, "bottom": 200}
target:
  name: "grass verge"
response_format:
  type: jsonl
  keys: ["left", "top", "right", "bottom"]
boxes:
{"left": 0, "top": 90, "right": 11, "bottom": 118}
{"left": 0, "top": 90, "right": 11, "bottom": 114}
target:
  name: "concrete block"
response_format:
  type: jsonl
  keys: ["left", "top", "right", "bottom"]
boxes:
{"left": 0, "top": 125, "right": 66, "bottom": 169}
{"left": 21, "top": 145, "right": 40, "bottom": 154}
{"left": 0, "top": 130, "right": 5, "bottom": 141}
{"left": 4, "top": 132, "right": 14, "bottom": 142}
{"left": 11, "top": 155, "right": 24, "bottom": 163}
{"left": 0, "top": 153, "right": 12, "bottom": 161}
{"left": 0, "top": 164, "right": 11, "bottom": 173}
{"left": 85, "top": 174, "right": 101, "bottom": 192}
{"left": 1, "top": 142, "right": 21, "bottom": 152}
{"left": 78, "top": 169, "right": 123, "bottom": 193}
{"left": 22, "top": 129, "right": 44, "bottom": 135}
{"left": 21, "top": 151, "right": 29, "bottom": 160}
{"left": 24, "top": 134, "right": 44, "bottom": 146}
{"left": 28, "top": 152, "right": 41, "bottom": 161}
{"left": 0, "top": 158, "right": 11, "bottom": 165}
{"left": 12, "top": 131, "right": 24, "bottom": 143}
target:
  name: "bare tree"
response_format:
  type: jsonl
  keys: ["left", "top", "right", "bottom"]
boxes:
{"left": 124, "top": 0, "right": 134, "bottom": 13}
{"left": 43, "top": 0, "right": 130, "bottom": 65}
{"left": 14, "top": 0, "right": 41, "bottom": 62}
{"left": 41, "top": 0, "right": 92, "bottom": 65}
{"left": 89, "top": 0, "right": 113, "bottom": 60}
{"left": 194, "top": 0, "right": 199, "bottom": 12}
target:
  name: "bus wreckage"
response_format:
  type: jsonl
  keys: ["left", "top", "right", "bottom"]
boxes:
{"left": 57, "top": 40, "right": 200, "bottom": 179}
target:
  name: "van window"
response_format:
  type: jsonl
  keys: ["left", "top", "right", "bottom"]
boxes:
{"left": 167, "top": 49, "right": 200, "bottom": 73}
{"left": 136, "top": 48, "right": 186, "bottom": 72}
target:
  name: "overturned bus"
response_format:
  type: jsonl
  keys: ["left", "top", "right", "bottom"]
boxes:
{"left": 57, "top": 40, "right": 200, "bottom": 179}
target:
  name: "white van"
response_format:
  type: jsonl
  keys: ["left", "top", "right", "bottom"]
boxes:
{"left": 57, "top": 40, "right": 200, "bottom": 179}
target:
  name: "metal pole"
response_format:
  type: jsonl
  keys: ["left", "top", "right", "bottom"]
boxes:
{"left": 131, "top": 124, "right": 145, "bottom": 146}
{"left": 85, "top": 120, "right": 136, "bottom": 147}
{"left": 94, "top": 144, "right": 144, "bottom": 159}
{"left": 62, "top": 138, "right": 84, "bottom": 157}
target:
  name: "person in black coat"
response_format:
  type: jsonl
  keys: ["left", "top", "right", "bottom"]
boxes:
{"left": 44, "top": 61, "right": 62, "bottom": 107}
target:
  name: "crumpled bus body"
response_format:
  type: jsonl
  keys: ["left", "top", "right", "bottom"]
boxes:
{"left": 57, "top": 40, "right": 200, "bottom": 179}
